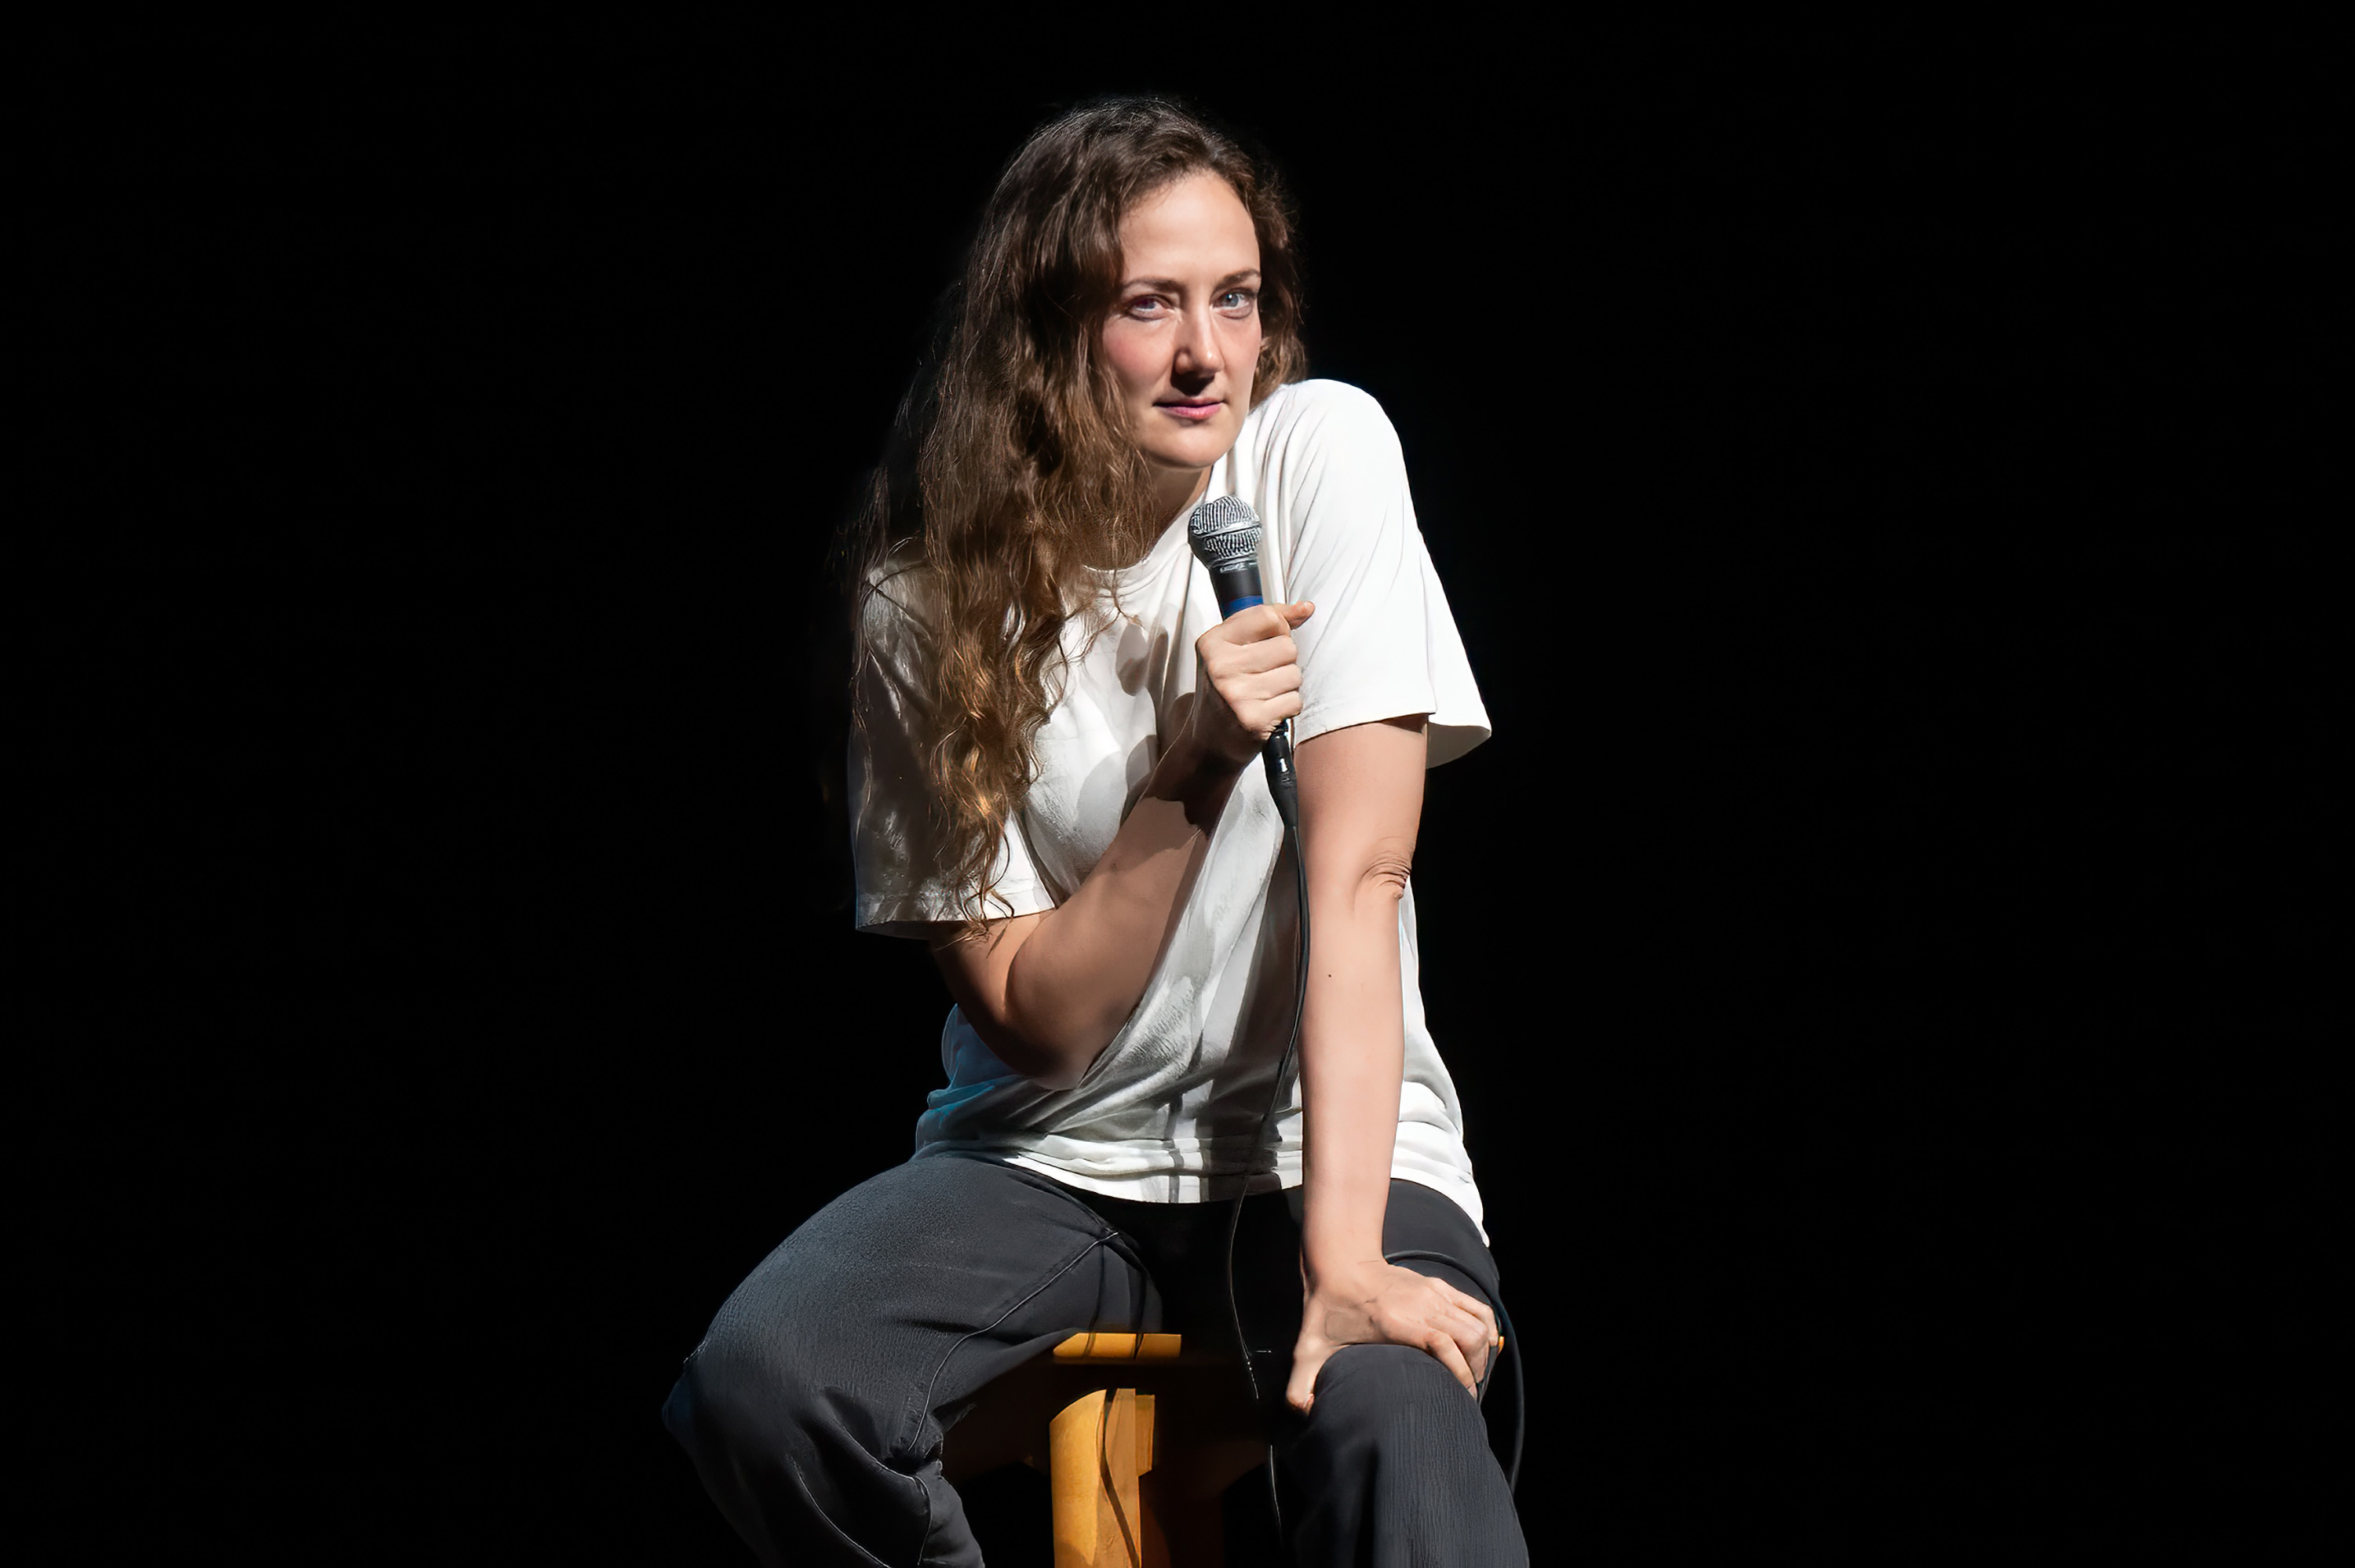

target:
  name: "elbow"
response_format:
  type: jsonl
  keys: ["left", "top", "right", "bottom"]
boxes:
{"left": 969, "top": 1009, "right": 1106, "bottom": 1092}
{"left": 1362, "top": 856, "right": 1412, "bottom": 906}
{"left": 1006, "top": 1041, "right": 1101, "bottom": 1092}
{"left": 1353, "top": 837, "right": 1415, "bottom": 913}
{"left": 1309, "top": 841, "right": 1415, "bottom": 931}
{"left": 994, "top": 1026, "right": 1086, "bottom": 1089}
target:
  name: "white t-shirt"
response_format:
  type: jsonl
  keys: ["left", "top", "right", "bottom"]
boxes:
{"left": 850, "top": 379, "right": 1492, "bottom": 1231}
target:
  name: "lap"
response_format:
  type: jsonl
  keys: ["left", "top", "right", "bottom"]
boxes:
{"left": 682, "top": 1162, "right": 1505, "bottom": 1464}
{"left": 687, "top": 1155, "right": 1149, "bottom": 1463}
{"left": 667, "top": 1162, "right": 1521, "bottom": 1563}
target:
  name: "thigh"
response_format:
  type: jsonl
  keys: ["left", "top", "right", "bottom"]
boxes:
{"left": 1379, "top": 1179, "right": 1501, "bottom": 1308}
{"left": 688, "top": 1154, "right": 1150, "bottom": 1464}
{"left": 1229, "top": 1180, "right": 1502, "bottom": 1368}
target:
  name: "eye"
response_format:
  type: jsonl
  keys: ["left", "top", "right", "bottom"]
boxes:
{"left": 1217, "top": 289, "right": 1258, "bottom": 315}
{"left": 1123, "top": 294, "right": 1170, "bottom": 319}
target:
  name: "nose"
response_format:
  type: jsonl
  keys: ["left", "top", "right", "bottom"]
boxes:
{"left": 1172, "top": 303, "right": 1225, "bottom": 385}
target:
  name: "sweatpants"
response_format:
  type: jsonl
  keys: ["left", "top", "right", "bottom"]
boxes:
{"left": 663, "top": 1153, "right": 1526, "bottom": 1565}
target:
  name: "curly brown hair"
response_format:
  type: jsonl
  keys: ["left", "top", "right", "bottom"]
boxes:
{"left": 852, "top": 98, "right": 1307, "bottom": 927}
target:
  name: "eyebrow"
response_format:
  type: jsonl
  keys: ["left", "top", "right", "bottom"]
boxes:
{"left": 1118, "top": 268, "right": 1263, "bottom": 292}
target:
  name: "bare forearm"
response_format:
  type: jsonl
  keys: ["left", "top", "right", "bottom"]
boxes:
{"left": 1290, "top": 717, "right": 1425, "bottom": 1285}
{"left": 993, "top": 737, "right": 1239, "bottom": 1079}
{"left": 931, "top": 600, "right": 1314, "bottom": 1089}
{"left": 1284, "top": 867, "right": 1497, "bottom": 1413}
{"left": 1298, "top": 875, "right": 1408, "bottom": 1283}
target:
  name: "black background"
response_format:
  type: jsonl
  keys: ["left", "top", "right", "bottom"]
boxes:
{"left": 24, "top": 20, "right": 2330, "bottom": 1563}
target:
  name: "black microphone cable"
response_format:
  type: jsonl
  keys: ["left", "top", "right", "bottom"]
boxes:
{"left": 1221, "top": 716, "right": 1307, "bottom": 1533}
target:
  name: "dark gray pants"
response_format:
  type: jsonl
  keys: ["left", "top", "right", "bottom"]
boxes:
{"left": 663, "top": 1154, "right": 1524, "bottom": 1566}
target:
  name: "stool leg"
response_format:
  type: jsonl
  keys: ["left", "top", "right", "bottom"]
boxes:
{"left": 1049, "top": 1387, "right": 1158, "bottom": 1567}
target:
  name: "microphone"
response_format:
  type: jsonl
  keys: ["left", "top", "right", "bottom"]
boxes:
{"left": 1187, "top": 495, "right": 1299, "bottom": 826}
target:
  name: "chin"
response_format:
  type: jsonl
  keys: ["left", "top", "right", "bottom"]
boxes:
{"left": 1142, "top": 423, "right": 1239, "bottom": 475}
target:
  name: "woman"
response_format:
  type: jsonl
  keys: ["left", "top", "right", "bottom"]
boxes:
{"left": 666, "top": 98, "right": 1525, "bottom": 1565}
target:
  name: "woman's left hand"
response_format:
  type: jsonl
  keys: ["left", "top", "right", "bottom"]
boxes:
{"left": 1286, "top": 1258, "right": 1498, "bottom": 1413}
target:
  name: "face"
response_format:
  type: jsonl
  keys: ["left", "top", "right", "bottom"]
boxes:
{"left": 1101, "top": 170, "right": 1265, "bottom": 516}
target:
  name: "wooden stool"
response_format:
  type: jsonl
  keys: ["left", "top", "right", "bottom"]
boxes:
{"left": 943, "top": 1330, "right": 1269, "bottom": 1567}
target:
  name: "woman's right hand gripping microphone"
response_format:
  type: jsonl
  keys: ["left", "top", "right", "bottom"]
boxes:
{"left": 1188, "top": 496, "right": 1312, "bottom": 825}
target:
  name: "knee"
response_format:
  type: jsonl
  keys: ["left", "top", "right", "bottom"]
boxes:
{"left": 1286, "top": 1345, "right": 1524, "bottom": 1564}
{"left": 1306, "top": 1344, "right": 1487, "bottom": 1455}
{"left": 665, "top": 1313, "right": 853, "bottom": 1467}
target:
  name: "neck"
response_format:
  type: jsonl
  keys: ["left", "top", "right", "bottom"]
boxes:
{"left": 1150, "top": 463, "right": 1213, "bottom": 524}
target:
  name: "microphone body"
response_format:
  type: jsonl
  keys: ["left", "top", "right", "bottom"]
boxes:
{"left": 1186, "top": 497, "right": 1299, "bottom": 827}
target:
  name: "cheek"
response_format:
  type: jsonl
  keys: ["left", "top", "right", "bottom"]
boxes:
{"left": 1098, "top": 322, "right": 1164, "bottom": 399}
{"left": 1236, "top": 320, "right": 1265, "bottom": 377}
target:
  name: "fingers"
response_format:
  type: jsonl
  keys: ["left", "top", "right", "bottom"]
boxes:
{"left": 1197, "top": 604, "right": 1308, "bottom": 680}
{"left": 1216, "top": 634, "right": 1301, "bottom": 678}
{"left": 1237, "top": 691, "right": 1304, "bottom": 742}
{"left": 1220, "top": 664, "right": 1304, "bottom": 704}
{"left": 1212, "top": 673, "right": 1302, "bottom": 727}
{"left": 1370, "top": 1273, "right": 1495, "bottom": 1395}
{"left": 1440, "top": 1281, "right": 1499, "bottom": 1373}
{"left": 1407, "top": 1288, "right": 1489, "bottom": 1384}
{"left": 1285, "top": 1338, "right": 1328, "bottom": 1413}
{"left": 1208, "top": 602, "right": 1311, "bottom": 645}
{"left": 1423, "top": 1327, "right": 1479, "bottom": 1395}
{"left": 1225, "top": 600, "right": 1314, "bottom": 632}
{"left": 1411, "top": 1277, "right": 1496, "bottom": 1386}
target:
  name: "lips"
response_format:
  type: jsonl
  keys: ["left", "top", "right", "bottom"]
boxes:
{"left": 1156, "top": 399, "right": 1222, "bottom": 421}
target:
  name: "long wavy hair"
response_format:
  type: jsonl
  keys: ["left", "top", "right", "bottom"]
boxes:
{"left": 851, "top": 98, "right": 1307, "bottom": 927}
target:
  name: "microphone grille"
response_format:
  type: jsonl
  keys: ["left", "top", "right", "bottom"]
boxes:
{"left": 1186, "top": 494, "right": 1262, "bottom": 574}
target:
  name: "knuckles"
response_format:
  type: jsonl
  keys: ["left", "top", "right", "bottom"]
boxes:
{"left": 1195, "top": 607, "right": 1295, "bottom": 657}
{"left": 1239, "top": 604, "right": 1289, "bottom": 638}
{"left": 1200, "top": 636, "right": 1298, "bottom": 678}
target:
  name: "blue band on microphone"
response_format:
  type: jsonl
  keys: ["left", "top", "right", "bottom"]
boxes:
{"left": 1220, "top": 594, "right": 1265, "bottom": 616}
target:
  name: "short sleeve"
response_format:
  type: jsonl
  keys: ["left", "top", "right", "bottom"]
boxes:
{"left": 1257, "top": 382, "right": 1492, "bottom": 766}
{"left": 849, "top": 570, "right": 1056, "bottom": 936}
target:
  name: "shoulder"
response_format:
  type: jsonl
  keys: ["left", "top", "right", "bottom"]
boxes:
{"left": 856, "top": 550, "right": 940, "bottom": 670}
{"left": 1240, "top": 377, "right": 1404, "bottom": 468}
{"left": 858, "top": 545, "right": 934, "bottom": 629}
